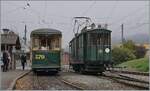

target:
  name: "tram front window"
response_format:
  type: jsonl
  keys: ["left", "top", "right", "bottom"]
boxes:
{"left": 40, "top": 37, "right": 47, "bottom": 50}
{"left": 49, "top": 37, "right": 60, "bottom": 50}
{"left": 32, "top": 38, "right": 40, "bottom": 50}
{"left": 32, "top": 35, "right": 60, "bottom": 51}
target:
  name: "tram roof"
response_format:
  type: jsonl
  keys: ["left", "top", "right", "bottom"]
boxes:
{"left": 30, "top": 28, "right": 61, "bottom": 37}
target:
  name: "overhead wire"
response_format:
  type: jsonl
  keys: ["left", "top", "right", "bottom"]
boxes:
{"left": 27, "top": 5, "right": 71, "bottom": 28}
{"left": 72, "top": 1, "right": 96, "bottom": 35}
{"left": 81, "top": 0, "right": 96, "bottom": 16}
{"left": 26, "top": 7, "right": 44, "bottom": 25}
{"left": 112, "top": 9, "right": 147, "bottom": 31}
{"left": 119, "top": 8, "right": 147, "bottom": 31}
{"left": 106, "top": 0, "right": 118, "bottom": 24}
{"left": 2, "top": 0, "right": 29, "bottom": 15}
{"left": 26, "top": 2, "right": 72, "bottom": 27}
{"left": 3, "top": 1, "right": 148, "bottom": 33}
{"left": 2, "top": 6, "right": 25, "bottom": 16}
{"left": 3, "top": 1, "right": 72, "bottom": 28}
{"left": 109, "top": 7, "right": 147, "bottom": 26}
{"left": 41, "top": 0, "right": 48, "bottom": 27}
{"left": 108, "top": 6, "right": 147, "bottom": 38}
{"left": 126, "top": 23, "right": 149, "bottom": 30}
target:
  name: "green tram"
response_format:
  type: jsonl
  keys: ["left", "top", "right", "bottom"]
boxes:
{"left": 69, "top": 26, "right": 112, "bottom": 73}
{"left": 30, "top": 28, "right": 62, "bottom": 73}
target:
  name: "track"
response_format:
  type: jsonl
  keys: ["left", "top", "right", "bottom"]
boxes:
{"left": 15, "top": 68, "right": 149, "bottom": 90}
{"left": 108, "top": 68, "right": 149, "bottom": 76}
{"left": 103, "top": 71, "right": 149, "bottom": 90}
{"left": 68, "top": 68, "right": 149, "bottom": 90}
{"left": 32, "top": 72, "right": 45, "bottom": 89}
{"left": 56, "top": 77, "right": 84, "bottom": 90}
{"left": 32, "top": 72, "right": 84, "bottom": 90}
{"left": 16, "top": 71, "right": 85, "bottom": 90}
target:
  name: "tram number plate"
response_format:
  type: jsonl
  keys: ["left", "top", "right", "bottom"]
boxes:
{"left": 35, "top": 54, "right": 45, "bottom": 60}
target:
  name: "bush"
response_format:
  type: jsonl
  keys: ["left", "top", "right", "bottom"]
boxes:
{"left": 112, "top": 47, "right": 136, "bottom": 65}
{"left": 134, "top": 45, "right": 147, "bottom": 58}
{"left": 121, "top": 40, "right": 147, "bottom": 59}
{"left": 121, "top": 40, "right": 136, "bottom": 53}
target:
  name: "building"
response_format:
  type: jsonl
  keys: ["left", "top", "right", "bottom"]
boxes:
{"left": 143, "top": 43, "right": 150, "bottom": 50}
{"left": 1, "top": 29, "right": 21, "bottom": 52}
{"left": 1, "top": 29, "right": 21, "bottom": 69}
{"left": 62, "top": 52, "right": 70, "bottom": 65}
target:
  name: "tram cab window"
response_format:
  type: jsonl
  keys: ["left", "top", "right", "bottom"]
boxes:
{"left": 103, "top": 33, "right": 110, "bottom": 45}
{"left": 40, "top": 38, "right": 46, "bottom": 47}
{"left": 32, "top": 38, "right": 40, "bottom": 50}
{"left": 88, "top": 33, "right": 98, "bottom": 46}
{"left": 49, "top": 37, "right": 60, "bottom": 50}
{"left": 32, "top": 35, "right": 61, "bottom": 51}
{"left": 40, "top": 37, "right": 47, "bottom": 50}
{"left": 97, "top": 33, "right": 102, "bottom": 45}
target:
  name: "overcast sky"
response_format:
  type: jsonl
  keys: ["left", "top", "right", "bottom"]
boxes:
{"left": 1, "top": 1, "right": 149, "bottom": 48}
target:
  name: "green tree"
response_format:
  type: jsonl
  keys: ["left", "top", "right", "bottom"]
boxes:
{"left": 121, "top": 40, "right": 147, "bottom": 58}
{"left": 121, "top": 40, "right": 136, "bottom": 53}
{"left": 112, "top": 47, "right": 136, "bottom": 64}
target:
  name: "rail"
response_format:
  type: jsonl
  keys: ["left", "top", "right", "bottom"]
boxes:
{"left": 103, "top": 71, "right": 149, "bottom": 90}
{"left": 57, "top": 77, "right": 85, "bottom": 90}
{"left": 107, "top": 67, "right": 149, "bottom": 76}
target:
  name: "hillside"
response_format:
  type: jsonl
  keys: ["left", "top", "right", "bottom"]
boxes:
{"left": 117, "top": 58, "right": 149, "bottom": 72}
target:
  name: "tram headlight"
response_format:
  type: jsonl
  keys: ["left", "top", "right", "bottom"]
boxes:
{"left": 105, "top": 48, "right": 110, "bottom": 53}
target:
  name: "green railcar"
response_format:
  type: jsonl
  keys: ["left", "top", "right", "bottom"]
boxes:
{"left": 30, "top": 28, "right": 62, "bottom": 73}
{"left": 69, "top": 27, "right": 112, "bottom": 73}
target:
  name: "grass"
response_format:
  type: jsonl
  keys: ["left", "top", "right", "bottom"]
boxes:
{"left": 117, "top": 57, "right": 149, "bottom": 72}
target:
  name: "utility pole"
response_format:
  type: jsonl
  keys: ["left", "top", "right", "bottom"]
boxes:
{"left": 24, "top": 24, "right": 27, "bottom": 45}
{"left": 0, "top": 29, "right": 1, "bottom": 89}
{"left": 121, "top": 24, "right": 124, "bottom": 44}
